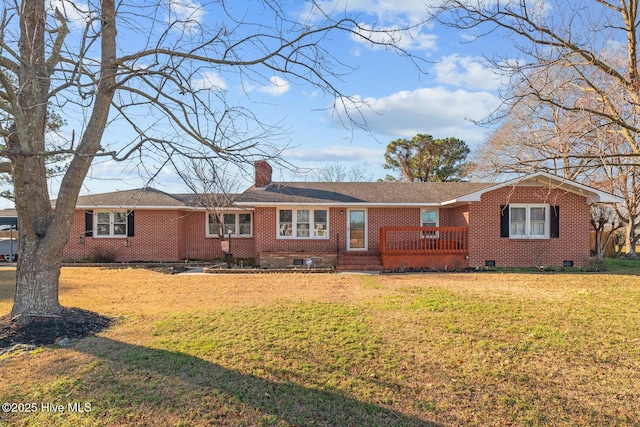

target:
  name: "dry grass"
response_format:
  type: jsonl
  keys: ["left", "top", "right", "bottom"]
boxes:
{"left": 0, "top": 267, "right": 639, "bottom": 426}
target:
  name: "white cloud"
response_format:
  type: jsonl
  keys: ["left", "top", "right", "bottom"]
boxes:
{"left": 168, "top": 0, "right": 206, "bottom": 33}
{"left": 353, "top": 24, "right": 438, "bottom": 51}
{"left": 256, "top": 76, "right": 290, "bottom": 96}
{"left": 192, "top": 71, "right": 227, "bottom": 91}
{"left": 334, "top": 86, "right": 500, "bottom": 148}
{"left": 305, "top": 0, "right": 438, "bottom": 51}
{"left": 527, "top": 0, "right": 553, "bottom": 24}
{"left": 285, "top": 145, "right": 383, "bottom": 164}
{"left": 433, "top": 54, "right": 503, "bottom": 91}
{"left": 314, "top": 0, "right": 437, "bottom": 26}
{"left": 49, "top": 0, "right": 94, "bottom": 28}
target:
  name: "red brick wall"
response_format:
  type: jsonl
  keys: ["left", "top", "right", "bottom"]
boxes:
{"left": 451, "top": 204, "right": 470, "bottom": 226}
{"left": 183, "top": 211, "right": 255, "bottom": 261}
{"left": 254, "top": 207, "right": 428, "bottom": 256}
{"left": 253, "top": 206, "right": 465, "bottom": 259}
{"left": 368, "top": 207, "right": 421, "bottom": 251}
{"left": 468, "top": 186, "right": 591, "bottom": 268}
{"left": 253, "top": 207, "right": 344, "bottom": 261}
{"left": 65, "top": 189, "right": 589, "bottom": 268}
{"left": 64, "top": 209, "right": 256, "bottom": 262}
{"left": 64, "top": 209, "right": 187, "bottom": 262}
{"left": 177, "top": 212, "right": 187, "bottom": 260}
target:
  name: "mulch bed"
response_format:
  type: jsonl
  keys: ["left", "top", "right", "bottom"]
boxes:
{"left": 0, "top": 307, "right": 114, "bottom": 352}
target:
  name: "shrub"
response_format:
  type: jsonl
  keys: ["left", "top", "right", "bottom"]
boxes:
{"left": 89, "top": 247, "right": 118, "bottom": 263}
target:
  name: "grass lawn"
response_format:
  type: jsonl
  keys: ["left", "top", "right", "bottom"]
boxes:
{"left": 0, "top": 267, "right": 639, "bottom": 426}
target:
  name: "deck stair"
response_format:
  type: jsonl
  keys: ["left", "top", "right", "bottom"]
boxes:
{"left": 337, "top": 251, "right": 383, "bottom": 271}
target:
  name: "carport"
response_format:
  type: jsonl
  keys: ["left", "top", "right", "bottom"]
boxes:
{"left": 0, "top": 209, "right": 18, "bottom": 261}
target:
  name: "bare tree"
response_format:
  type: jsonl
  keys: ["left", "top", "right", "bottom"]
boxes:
{"left": 0, "top": 0, "right": 424, "bottom": 322}
{"left": 436, "top": 1, "right": 640, "bottom": 162}
{"left": 171, "top": 157, "right": 242, "bottom": 238}
{"left": 591, "top": 204, "right": 623, "bottom": 262}
{"left": 437, "top": 0, "right": 635, "bottom": 254}
{"left": 606, "top": 157, "right": 640, "bottom": 258}
{"left": 471, "top": 86, "right": 600, "bottom": 181}
{"left": 313, "top": 162, "right": 374, "bottom": 182}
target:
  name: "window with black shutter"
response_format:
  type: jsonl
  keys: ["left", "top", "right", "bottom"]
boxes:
{"left": 84, "top": 210, "right": 93, "bottom": 237}
{"left": 500, "top": 205, "right": 509, "bottom": 237}
{"left": 501, "top": 204, "right": 555, "bottom": 239}
{"left": 550, "top": 206, "right": 559, "bottom": 238}
{"left": 127, "top": 210, "right": 135, "bottom": 237}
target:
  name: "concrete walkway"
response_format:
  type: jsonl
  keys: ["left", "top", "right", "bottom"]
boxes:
{"left": 178, "top": 267, "right": 206, "bottom": 274}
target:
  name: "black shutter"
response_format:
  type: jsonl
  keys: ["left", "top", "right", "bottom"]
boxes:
{"left": 84, "top": 210, "right": 93, "bottom": 237}
{"left": 550, "top": 206, "right": 560, "bottom": 238}
{"left": 500, "top": 205, "right": 509, "bottom": 237}
{"left": 127, "top": 210, "right": 135, "bottom": 237}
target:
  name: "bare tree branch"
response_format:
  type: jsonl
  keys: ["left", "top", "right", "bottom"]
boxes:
{"left": 0, "top": 0, "right": 427, "bottom": 319}
{"left": 441, "top": 1, "right": 639, "bottom": 256}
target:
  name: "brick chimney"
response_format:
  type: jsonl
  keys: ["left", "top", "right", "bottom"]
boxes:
{"left": 254, "top": 160, "right": 272, "bottom": 188}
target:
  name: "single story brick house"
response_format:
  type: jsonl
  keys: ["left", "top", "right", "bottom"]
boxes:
{"left": 62, "top": 161, "right": 622, "bottom": 270}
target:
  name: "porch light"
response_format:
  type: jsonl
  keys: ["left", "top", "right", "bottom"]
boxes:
{"left": 78, "top": 236, "right": 85, "bottom": 245}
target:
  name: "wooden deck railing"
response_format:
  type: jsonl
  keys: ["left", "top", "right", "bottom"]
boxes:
{"left": 380, "top": 226, "right": 469, "bottom": 255}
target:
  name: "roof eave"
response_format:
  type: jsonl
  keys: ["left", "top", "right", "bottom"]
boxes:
{"left": 73, "top": 205, "right": 191, "bottom": 210}
{"left": 451, "top": 172, "right": 625, "bottom": 204}
{"left": 234, "top": 202, "right": 442, "bottom": 207}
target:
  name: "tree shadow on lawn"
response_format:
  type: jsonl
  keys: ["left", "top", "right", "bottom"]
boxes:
{"left": 75, "top": 336, "right": 441, "bottom": 427}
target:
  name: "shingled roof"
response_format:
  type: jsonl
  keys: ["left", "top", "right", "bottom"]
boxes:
{"left": 70, "top": 188, "right": 240, "bottom": 209}
{"left": 73, "top": 188, "right": 188, "bottom": 208}
{"left": 67, "top": 173, "right": 622, "bottom": 209}
{"left": 234, "top": 181, "right": 495, "bottom": 205}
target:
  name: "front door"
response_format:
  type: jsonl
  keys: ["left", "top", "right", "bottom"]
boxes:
{"left": 347, "top": 209, "right": 367, "bottom": 250}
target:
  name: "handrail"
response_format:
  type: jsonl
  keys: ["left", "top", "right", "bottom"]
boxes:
{"left": 380, "top": 226, "right": 469, "bottom": 255}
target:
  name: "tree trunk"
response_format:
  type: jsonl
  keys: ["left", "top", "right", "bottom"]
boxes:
{"left": 595, "top": 229, "right": 604, "bottom": 263}
{"left": 7, "top": 0, "right": 117, "bottom": 321}
{"left": 10, "top": 245, "right": 63, "bottom": 320}
{"left": 624, "top": 222, "right": 639, "bottom": 258}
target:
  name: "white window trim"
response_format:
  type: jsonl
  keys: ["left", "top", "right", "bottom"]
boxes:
{"left": 94, "top": 210, "right": 127, "bottom": 238}
{"left": 509, "top": 204, "right": 549, "bottom": 239}
{"left": 206, "top": 211, "right": 253, "bottom": 238}
{"left": 277, "top": 207, "right": 330, "bottom": 239}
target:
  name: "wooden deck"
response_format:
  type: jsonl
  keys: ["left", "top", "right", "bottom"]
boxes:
{"left": 379, "top": 226, "right": 469, "bottom": 270}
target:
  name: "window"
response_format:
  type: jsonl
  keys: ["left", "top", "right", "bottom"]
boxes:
{"left": 207, "top": 212, "right": 252, "bottom": 237}
{"left": 509, "top": 204, "right": 548, "bottom": 239}
{"left": 95, "top": 211, "right": 128, "bottom": 237}
{"left": 238, "top": 214, "right": 251, "bottom": 235}
{"left": 223, "top": 213, "right": 236, "bottom": 235}
{"left": 297, "top": 210, "right": 310, "bottom": 237}
{"left": 279, "top": 210, "right": 293, "bottom": 236}
{"left": 278, "top": 208, "right": 329, "bottom": 239}
{"left": 421, "top": 209, "right": 438, "bottom": 227}
{"left": 421, "top": 208, "right": 439, "bottom": 238}
{"left": 314, "top": 210, "right": 327, "bottom": 237}
{"left": 509, "top": 207, "right": 526, "bottom": 236}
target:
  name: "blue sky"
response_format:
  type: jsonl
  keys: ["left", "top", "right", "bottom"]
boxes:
{"left": 2, "top": 0, "right": 509, "bottom": 208}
